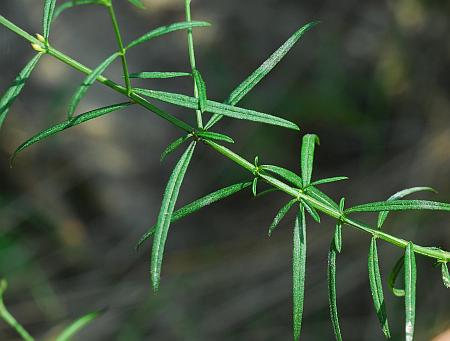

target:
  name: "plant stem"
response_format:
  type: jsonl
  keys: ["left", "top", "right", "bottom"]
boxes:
{"left": 185, "top": 0, "right": 203, "bottom": 128}
{"left": 0, "top": 280, "right": 35, "bottom": 341}
{"left": 1, "top": 17, "right": 449, "bottom": 263}
{"left": 106, "top": 2, "right": 132, "bottom": 96}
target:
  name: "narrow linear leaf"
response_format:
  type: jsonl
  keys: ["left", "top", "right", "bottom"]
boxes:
{"left": 255, "top": 188, "right": 279, "bottom": 198}
{"left": 137, "top": 182, "right": 251, "bottom": 248}
{"left": 305, "top": 186, "right": 340, "bottom": 211}
{"left": 54, "top": 0, "right": 105, "bottom": 20}
{"left": 12, "top": 102, "right": 132, "bottom": 161}
{"left": 404, "top": 243, "right": 416, "bottom": 341}
{"left": 43, "top": 0, "right": 57, "bottom": 40}
{"left": 346, "top": 200, "right": 450, "bottom": 214}
{"left": 151, "top": 142, "right": 197, "bottom": 291}
{"left": 126, "top": 21, "right": 210, "bottom": 50}
{"left": 252, "top": 177, "right": 258, "bottom": 196}
{"left": 441, "top": 263, "right": 450, "bottom": 289}
{"left": 368, "top": 238, "right": 391, "bottom": 339}
{"left": 268, "top": 199, "right": 297, "bottom": 236}
{"left": 328, "top": 241, "right": 343, "bottom": 341}
{"left": 196, "top": 130, "right": 234, "bottom": 144}
{"left": 192, "top": 69, "right": 207, "bottom": 113}
{"left": 67, "top": 52, "right": 119, "bottom": 119}
{"left": 308, "top": 176, "right": 349, "bottom": 187}
{"left": 259, "top": 174, "right": 300, "bottom": 198}
{"left": 377, "top": 187, "right": 437, "bottom": 229}
{"left": 134, "top": 88, "right": 299, "bottom": 131}
{"left": 55, "top": 310, "right": 102, "bottom": 341}
{"left": 301, "top": 199, "right": 320, "bottom": 223}
{"left": 160, "top": 135, "right": 190, "bottom": 162}
{"left": 334, "top": 223, "right": 342, "bottom": 253}
{"left": 260, "top": 165, "right": 303, "bottom": 188}
{"left": 129, "top": 71, "right": 191, "bottom": 79}
{"left": 339, "top": 198, "right": 345, "bottom": 211}
{"left": 388, "top": 256, "right": 406, "bottom": 297}
{"left": 300, "top": 134, "right": 320, "bottom": 187}
{"left": 0, "top": 53, "right": 42, "bottom": 131}
{"left": 205, "top": 21, "right": 319, "bottom": 129}
{"left": 127, "top": 0, "right": 145, "bottom": 9}
{"left": 293, "top": 205, "right": 307, "bottom": 340}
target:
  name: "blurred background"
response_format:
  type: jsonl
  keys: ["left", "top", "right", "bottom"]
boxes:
{"left": 0, "top": 0, "right": 449, "bottom": 340}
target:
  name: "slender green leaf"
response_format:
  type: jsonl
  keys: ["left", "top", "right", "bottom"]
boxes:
{"left": 54, "top": 0, "right": 105, "bottom": 20}
{"left": 192, "top": 69, "right": 207, "bottom": 113}
{"left": 377, "top": 187, "right": 436, "bottom": 229}
{"left": 339, "top": 197, "right": 345, "bottom": 211}
{"left": 301, "top": 134, "right": 320, "bottom": 186}
{"left": 12, "top": 102, "right": 132, "bottom": 161}
{"left": 127, "top": 0, "right": 145, "bottom": 9}
{"left": 305, "top": 186, "right": 340, "bottom": 211}
{"left": 205, "top": 21, "right": 319, "bottom": 129}
{"left": 160, "top": 135, "right": 190, "bottom": 162}
{"left": 404, "top": 243, "right": 416, "bottom": 341}
{"left": 43, "top": 0, "right": 57, "bottom": 40}
{"left": 137, "top": 182, "right": 251, "bottom": 248}
{"left": 0, "top": 53, "right": 42, "bottom": 131}
{"left": 308, "top": 176, "right": 349, "bottom": 187}
{"left": 293, "top": 205, "right": 307, "bottom": 340}
{"left": 334, "top": 223, "right": 342, "bottom": 253}
{"left": 328, "top": 240, "right": 343, "bottom": 341}
{"left": 252, "top": 177, "right": 258, "bottom": 196}
{"left": 368, "top": 238, "right": 391, "bottom": 339}
{"left": 255, "top": 188, "right": 279, "bottom": 198}
{"left": 151, "top": 142, "right": 196, "bottom": 291}
{"left": 126, "top": 21, "right": 211, "bottom": 50}
{"left": 260, "top": 165, "right": 303, "bottom": 188}
{"left": 346, "top": 200, "right": 450, "bottom": 214}
{"left": 196, "top": 130, "right": 234, "bottom": 144}
{"left": 301, "top": 199, "right": 320, "bottom": 223}
{"left": 259, "top": 174, "right": 300, "bottom": 198}
{"left": 67, "top": 52, "right": 119, "bottom": 119}
{"left": 388, "top": 256, "right": 406, "bottom": 297}
{"left": 268, "top": 199, "right": 297, "bottom": 236}
{"left": 134, "top": 88, "right": 300, "bottom": 131}
{"left": 441, "top": 263, "right": 450, "bottom": 289}
{"left": 129, "top": 72, "right": 191, "bottom": 79}
{"left": 55, "top": 311, "right": 102, "bottom": 341}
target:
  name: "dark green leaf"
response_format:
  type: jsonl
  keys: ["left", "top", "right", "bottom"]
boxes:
{"left": 43, "top": 0, "right": 56, "bottom": 40}
{"left": 308, "top": 176, "right": 349, "bottom": 187}
{"left": 260, "top": 165, "right": 303, "bottom": 188}
{"left": 68, "top": 52, "right": 119, "bottom": 119}
{"left": 301, "top": 199, "right": 320, "bottom": 223}
{"left": 293, "top": 205, "right": 307, "bottom": 340}
{"left": 151, "top": 142, "right": 197, "bottom": 291}
{"left": 129, "top": 71, "right": 191, "bottom": 79}
{"left": 388, "top": 256, "right": 405, "bottom": 297}
{"left": 160, "top": 135, "right": 190, "bottom": 162}
{"left": 268, "top": 199, "right": 297, "bottom": 236}
{"left": 346, "top": 200, "right": 450, "bottom": 214}
{"left": 192, "top": 69, "right": 207, "bottom": 113}
{"left": 205, "top": 21, "right": 319, "bottom": 129}
{"left": 134, "top": 88, "right": 299, "bottom": 131}
{"left": 328, "top": 240, "right": 343, "bottom": 341}
{"left": 126, "top": 21, "right": 211, "bottom": 50}
{"left": 137, "top": 181, "right": 251, "bottom": 248}
{"left": 127, "top": 0, "right": 145, "bottom": 9}
{"left": 12, "top": 102, "right": 132, "bottom": 162}
{"left": 404, "top": 243, "right": 416, "bottom": 341}
{"left": 0, "top": 53, "right": 42, "bottom": 131}
{"left": 252, "top": 177, "right": 258, "bottom": 197}
{"left": 55, "top": 310, "right": 102, "bottom": 341}
{"left": 368, "top": 238, "right": 391, "bottom": 339}
{"left": 305, "top": 186, "right": 340, "bottom": 211}
{"left": 300, "top": 134, "right": 320, "bottom": 187}
{"left": 377, "top": 187, "right": 436, "bottom": 229}
{"left": 196, "top": 130, "right": 234, "bottom": 144}
{"left": 53, "top": 0, "right": 105, "bottom": 20}
{"left": 441, "top": 263, "right": 450, "bottom": 289}
{"left": 334, "top": 223, "right": 342, "bottom": 253}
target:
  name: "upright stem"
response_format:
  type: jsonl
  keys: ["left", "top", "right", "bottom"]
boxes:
{"left": 107, "top": 2, "right": 132, "bottom": 96}
{"left": 185, "top": 0, "right": 203, "bottom": 128}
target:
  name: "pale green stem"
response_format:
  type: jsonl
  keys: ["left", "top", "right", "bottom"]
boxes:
{"left": 1, "top": 16, "right": 449, "bottom": 263}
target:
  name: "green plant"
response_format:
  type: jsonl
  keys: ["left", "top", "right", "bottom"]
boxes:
{"left": 0, "top": 0, "right": 449, "bottom": 340}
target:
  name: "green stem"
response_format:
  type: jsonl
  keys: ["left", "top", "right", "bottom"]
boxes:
{"left": 106, "top": 2, "right": 132, "bottom": 96}
{"left": 185, "top": 0, "right": 203, "bottom": 128}
{"left": 0, "top": 280, "right": 35, "bottom": 341}
{"left": 2, "top": 17, "right": 449, "bottom": 263}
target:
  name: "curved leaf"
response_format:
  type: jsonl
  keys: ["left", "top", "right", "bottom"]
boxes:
{"left": 53, "top": 0, "right": 105, "bottom": 20}
{"left": 192, "top": 69, "right": 207, "bottom": 113}
{"left": 126, "top": 21, "right": 210, "bottom": 50}
{"left": 134, "top": 88, "right": 299, "bottom": 131}
{"left": 308, "top": 176, "right": 349, "bottom": 187}
{"left": 301, "top": 199, "right": 320, "bottom": 223}
{"left": 404, "top": 243, "right": 416, "bottom": 341}
{"left": 129, "top": 71, "right": 191, "bottom": 79}
{"left": 55, "top": 310, "right": 102, "bottom": 341}
{"left": 0, "top": 53, "right": 42, "bottom": 131}
{"left": 260, "top": 165, "right": 303, "bottom": 188}
{"left": 388, "top": 256, "right": 405, "bottom": 297}
{"left": 43, "top": 0, "right": 56, "bottom": 40}
{"left": 334, "top": 223, "right": 342, "bottom": 253}
{"left": 160, "top": 135, "right": 190, "bottom": 162}
{"left": 305, "top": 186, "right": 340, "bottom": 211}
{"left": 300, "top": 134, "right": 320, "bottom": 186}
{"left": 268, "top": 199, "right": 297, "bottom": 236}
{"left": 368, "top": 238, "right": 391, "bottom": 339}
{"left": 151, "top": 142, "right": 197, "bottom": 291}
{"left": 346, "top": 200, "right": 450, "bottom": 214}
{"left": 328, "top": 240, "right": 343, "bottom": 341}
{"left": 252, "top": 177, "right": 258, "bottom": 197}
